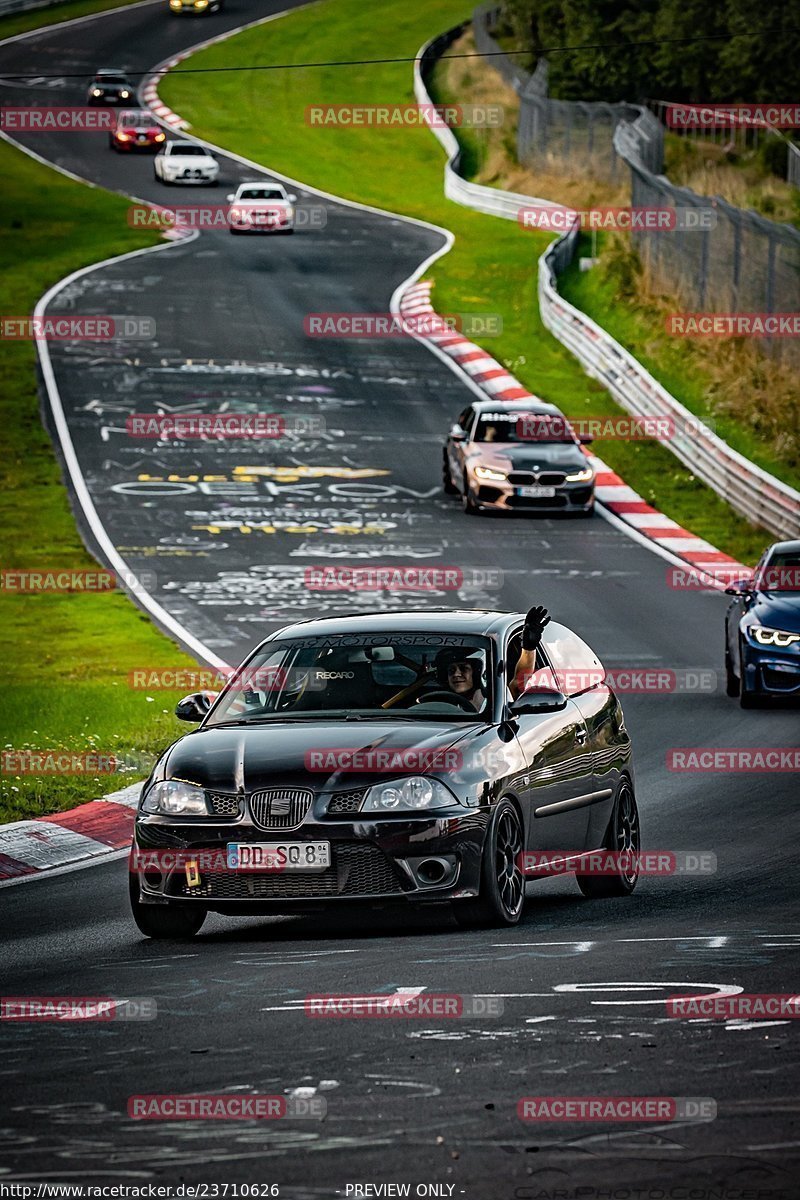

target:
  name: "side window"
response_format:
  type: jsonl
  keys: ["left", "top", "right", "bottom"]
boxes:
{"left": 458, "top": 407, "right": 474, "bottom": 433}
{"left": 541, "top": 623, "right": 605, "bottom": 697}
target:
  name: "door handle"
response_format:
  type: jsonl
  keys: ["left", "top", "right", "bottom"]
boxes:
{"left": 575, "top": 728, "right": 588, "bottom": 745}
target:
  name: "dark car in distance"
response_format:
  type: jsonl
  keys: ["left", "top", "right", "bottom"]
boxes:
{"left": 443, "top": 399, "right": 595, "bottom": 516}
{"left": 725, "top": 539, "right": 800, "bottom": 706}
{"left": 87, "top": 69, "right": 135, "bottom": 105}
{"left": 130, "top": 610, "right": 639, "bottom": 939}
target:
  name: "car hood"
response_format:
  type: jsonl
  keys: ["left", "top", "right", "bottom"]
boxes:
{"left": 232, "top": 199, "right": 290, "bottom": 207}
{"left": 747, "top": 593, "right": 800, "bottom": 634}
{"left": 467, "top": 442, "right": 587, "bottom": 470}
{"left": 162, "top": 719, "right": 488, "bottom": 793}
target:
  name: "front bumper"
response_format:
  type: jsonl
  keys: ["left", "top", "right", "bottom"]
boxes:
{"left": 164, "top": 169, "right": 219, "bottom": 184}
{"left": 132, "top": 809, "right": 488, "bottom": 913}
{"left": 467, "top": 470, "right": 594, "bottom": 514}
{"left": 742, "top": 644, "right": 800, "bottom": 697}
{"left": 114, "top": 137, "right": 162, "bottom": 152}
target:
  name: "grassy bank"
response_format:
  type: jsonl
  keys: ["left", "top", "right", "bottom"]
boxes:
{"left": 0, "top": 138, "right": 200, "bottom": 823}
{"left": 160, "top": 0, "right": 772, "bottom": 565}
{"left": 0, "top": 0, "right": 144, "bottom": 42}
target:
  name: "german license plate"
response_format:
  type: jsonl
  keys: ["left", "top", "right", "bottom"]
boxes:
{"left": 226, "top": 842, "right": 330, "bottom": 871}
{"left": 518, "top": 485, "right": 556, "bottom": 498}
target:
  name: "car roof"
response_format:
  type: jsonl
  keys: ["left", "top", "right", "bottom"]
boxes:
{"left": 766, "top": 539, "right": 800, "bottom": 556}
{"left": 470, "top": 398, "right": 561, "bottom": 415}
{"left": 237, "top": 181, "right": 285, "bottom": 190}
{"left": 118, "top": 110, "right": 152, "bottom": 121}
{"left": 95, "top": 69, "right": 128, "bottom": 77}
{"left": 266, "top": 609, "right": 520, "bottom": 642}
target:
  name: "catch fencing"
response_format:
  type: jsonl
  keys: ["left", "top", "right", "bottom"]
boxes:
{"left": 416, "top": 23, "right": 800, "bottom": 537}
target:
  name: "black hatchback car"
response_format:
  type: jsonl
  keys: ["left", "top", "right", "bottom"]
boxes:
{"left": 130, "top": 611, "right": 639, "bottom": 938}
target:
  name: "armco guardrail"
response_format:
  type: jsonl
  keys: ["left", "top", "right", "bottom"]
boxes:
{"left": 415, "top": 27, "right": 800, "bottom": 538}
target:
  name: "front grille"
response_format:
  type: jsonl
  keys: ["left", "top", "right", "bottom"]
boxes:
{"left": 327, "top": 789, "right": 366, "bottom": 815}
{"left": 507, "top": 470, "right": 567, "bottom": 486}
{"left": 175, "top": 841, "right": 407, "bottom": 899}
{"left": 208, "top": 792, "right": 241, "bottom": 818}
{"left": 249, "top": 787, "right": 313, "bottom": 830}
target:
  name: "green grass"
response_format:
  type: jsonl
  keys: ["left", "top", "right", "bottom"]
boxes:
{"left": 160, "top": 0, "right": 772, "bottom": 565}
{"left": 0, "top": 0, "right": 144, "bottom": 42}
{"left": 559, "top": 242, "right": 800, "bottom": 493}
{"left": 0, "top": 139, "right": 203, "bottom": 823}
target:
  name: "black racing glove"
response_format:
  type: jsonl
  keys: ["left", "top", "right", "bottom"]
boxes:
{"left": 521, "top": 605, "right": 550, "bottom": 651}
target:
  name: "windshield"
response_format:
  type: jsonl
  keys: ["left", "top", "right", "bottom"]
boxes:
{"left": 171, "top": 144, "right": 207, "bottom": 156}
{"left": 759, "top": 550, "right": 800, "bottom": 593}
{"left": 205, "top": 633, "right": 493, "bottom": 725}
{"left": 237, "top": 188, "right": 286, "bottom": 201}
{"left": 473, "top": 412, "right": 575, "bottom": 444}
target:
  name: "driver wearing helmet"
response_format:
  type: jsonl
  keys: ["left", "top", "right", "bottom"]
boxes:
{"left": 434, "top": 606, "right": 551, "bottom": 709}
{"left": 434, "top": 647, "right": 486, "bottom": 711}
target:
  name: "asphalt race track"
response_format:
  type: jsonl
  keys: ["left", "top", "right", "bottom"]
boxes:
{"left": 1, "top": 2, "right": 798, "bottom": 1194}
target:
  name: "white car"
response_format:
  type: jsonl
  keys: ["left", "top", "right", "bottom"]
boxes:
{"left": 226, "top": 182, "right": 297, "bottom": 234}
{"left": 154, "top": 140, "right": 220, "bottom": 185}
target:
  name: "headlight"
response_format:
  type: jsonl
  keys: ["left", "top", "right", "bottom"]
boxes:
{"left": 751, "top": 626, "right": 800, "bottom": 648}
{"left": 91, "top": 88, "right": 102, "bottom": 96}
{"left": 565, "top": 466, "right": 594, "bottom": 483}
{"left": 474, "top": 464, "right": 507, "bottom": 482}
{"left": 362, "top": 777, "right": 457, "bottom": 813}
{"left": 155, "top": 132, "right": 166, "bottom": 141}
{"left": 120, "top": 90, "right": 130, "bottom": 98}
{"left": 141, "top": 779, "right": 209, "bottom": 815}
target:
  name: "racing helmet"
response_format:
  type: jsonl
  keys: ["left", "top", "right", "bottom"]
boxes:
{"left": 434, "top": 646, "right": 486, "bottom": 691}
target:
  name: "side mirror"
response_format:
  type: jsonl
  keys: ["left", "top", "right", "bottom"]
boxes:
{"left": 288, "top": 193, "right": 297, "bottom": 203}
{"left": 449, "top": 425, "right": 467, "bottom": 441}
{"left": 724, "top": 578, "right": 754, "bottom": 596}
{"left": 226, "top": 193, "right": 235, "bottom": 202}
{"left": 175, "top": 691, "right": 218, "bottom": 722}
{"left": 578, "top": 433, "right": 593, "bottom": 445}
{"left": 508, "top": 688, "right": 568, "bottom": 716}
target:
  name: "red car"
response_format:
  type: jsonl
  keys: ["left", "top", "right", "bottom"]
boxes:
{"left": 110, "top": 110, "right": 166, "bottom": 152}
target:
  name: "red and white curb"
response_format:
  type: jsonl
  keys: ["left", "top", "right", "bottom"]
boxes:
{"left": 399, "top": 280, "right": 748, "bottom": 586}
{"left": 140, "top": 54, "right": 191, "bottom": 131}
{"left": 0, "top": 783, "right": 140, "bottom": 886}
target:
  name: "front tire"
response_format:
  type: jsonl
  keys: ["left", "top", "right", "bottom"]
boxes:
{"left": 452, "top": 799, "right": 525, "bottom": 928}
{"left": 462, "top": 473, "right": 480, "bottom": 515}
{"left": 129, "top": 873, "right": 206, "bottom": 939}
{"left": 725, "top": 643, "right": 739, "bottom": 697}
{"left": 738, "top": 639, "right": 759, "bottom": 708}
{"left": 442, "top": 450, "right": 457, "bottom": 494}
{"left": 576, "top": 780, "right": 640, "bottom": 898}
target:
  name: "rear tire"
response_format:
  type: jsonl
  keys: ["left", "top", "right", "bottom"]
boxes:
{"left": 129, "top": 873, "right": 206, "bottom": 939}
{"left": 452, "top": 800, "right": 524, "bottom": 928}
{"left": 576, "top": 780, "right": 640, "bottom": 898}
